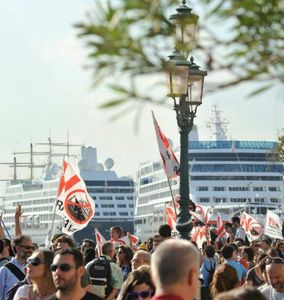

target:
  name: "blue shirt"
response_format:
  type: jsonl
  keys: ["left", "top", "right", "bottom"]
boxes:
{"left": 0, "top": 257, "right": 25, "bottom": 300}
{"left": 225, "top": 259, "right": 247, "bottom": 282}
{"left": 200, "top": 257, "right": 216, "bottom": 287}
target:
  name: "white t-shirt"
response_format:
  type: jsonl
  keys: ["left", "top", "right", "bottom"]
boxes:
{"left": 235, "top": 226, "right": 246, "bottom": 242}
{"left": 13, "top": 285, "right": 41, "bottom": 300}
{"left": 259, "top": 284, "right": 284, "bottom": 300}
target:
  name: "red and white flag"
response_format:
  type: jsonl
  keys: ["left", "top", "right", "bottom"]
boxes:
{"left": 111, "top": 234, "right": 139, "bottom": 248}
{"left": 56, "top": 158, "right": 95, "bottom": 235}
{"left": 191, "top": 226, "right": 207, "bottom": 249}
{"left": 215, "top": 213, "right": 229, "bottom": 243}
{"left": 95, "top": 228, "right": 106, "bottom": 256}
{"left": 191, "top": 204, "right": 211, "bottom": 225}
{"left": 165, "top": 203, "right": 177, "bottom": 230}
{"left": 152, "top": 111, "right": 180, "bottom": 178}
{"left": 240, "top": 212, "right": 263, "bottom": 241}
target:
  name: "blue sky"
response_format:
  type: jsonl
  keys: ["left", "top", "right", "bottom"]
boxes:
{"left": 0, "top": 1, "right": 283, "bottom": 193}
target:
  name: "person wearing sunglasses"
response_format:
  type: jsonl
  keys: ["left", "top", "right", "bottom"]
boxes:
{"left": 259, "top": 257, "right": 284, "bottom": 299}
{"left": 0, "top": 235, "right": 34, "bottom": 300}
{"left": 13, "top": 249, "right": 56, "bottom": 299}
{"left": 116, "top": 245, "right": 133, "bottom": 281}
{"left": 117, "top": 265, "right": 155, "bottom": 300}
{"left": 49, "top": 248, "right": 102, "bottom": 300}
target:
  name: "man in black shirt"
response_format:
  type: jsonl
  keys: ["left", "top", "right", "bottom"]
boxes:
{"left": 49, "top": 248, "right": 102, "bottom": 300}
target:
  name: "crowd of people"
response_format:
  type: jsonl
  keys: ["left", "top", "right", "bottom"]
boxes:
{"left": 0, "top": 210, "right": 284, "bottom": 300}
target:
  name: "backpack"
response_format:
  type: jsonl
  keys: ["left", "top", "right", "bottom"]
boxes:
{"left": 204, "top": 260, "right": 216, "bottom": 285}
{"left": 5, "top": 279, "right": 28, "bottom": 300}
{"left": 87, "top": 255, "right": 112, "bottom": 298}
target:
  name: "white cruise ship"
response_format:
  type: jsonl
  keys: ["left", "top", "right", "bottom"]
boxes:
{"left": 2, "top": 146, "right": 134, "bottom": 245}
{"left": 134, "top": 107, "right": 284, "bottom": 240}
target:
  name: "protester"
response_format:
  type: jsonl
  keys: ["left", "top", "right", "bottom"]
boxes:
{"left": 210, "top": 264, "right": 240, "bottom": 298}
{"left": 86, "top": 241, "right": 123, "bottom": 300}
{"left": 240, "top": 246, "right": 255, "bottom": 269}
{"left": 110, "top": 226, "right": 123, "bottom": 243}
{"left": 53, "top": 235, "right": 76, "bottom": 252}
{"left": 221, "top": 244, "right": 247, "bottom": 283}
{"left": 200, "top": 245, "right": 216, "bottom": 300}
{"left": 158, "top": 224, "right": 172, "bottom": 240}
{"left": 131, "top": 250, "right": 151, "bottom": 271}
{"left": 117, "top": 266, "right": 155, "bottom": 300}
{"left": 245, "top": 253, "right": 267, "bottom": 287}
{"left": 259, "top": 237, "right": 272, "bottom": 253}
{"left": 259, "top": 257, "right": 284, "bottom": 299}
{"left": 80, "top": 239, "right": 96, "bottom": 253}
{"left": 0, "top": 238, "right": 10, "bottom": 267}
{"left": 151, "top": 235, "right": 163, "bottom": 253}
{"left": 214, "top": 286, "right": 266, "bottom": 300}
{"left": 146, "top": 238, "right": 153, "bottom": 253}
{"left": 116, "top": 245, "right": 133, "bottom": 281}
{"left": 0, "top": 235, "right": 34, "bottom": 299}
{"left": 13, "top": 249, "right": 56, "bottom": 299}
{"left": 49, "top": 248, "right": 102, "bottom": 300}
{"left": 231, "top": 217, "right": 246, "bottom": 244}
{"left": 276, "top": 241, "right": 284, "bottom": 259}
{"left": 151, "top": 239, "right": 200, "bottom": 300}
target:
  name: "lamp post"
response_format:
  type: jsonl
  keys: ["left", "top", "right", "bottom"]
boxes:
{"left": 167, "top": 1, "right": 207, "bottom": 239}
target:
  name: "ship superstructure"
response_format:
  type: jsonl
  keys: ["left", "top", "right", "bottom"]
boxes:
{"left": 134, "top": 106, "right": 284, "bottom": 240}
{"left": 2, "top": 144, "right": 134, "bottom": 244}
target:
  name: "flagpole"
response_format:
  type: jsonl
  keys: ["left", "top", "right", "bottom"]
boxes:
{"left": 47, "top": 156, "right": 65, "bottom": 245}
{"left": 1, "top": 219, "right": 12, "bottom": 240}
{"left": 166, "top": 176, "right": 178, "bottom": 217}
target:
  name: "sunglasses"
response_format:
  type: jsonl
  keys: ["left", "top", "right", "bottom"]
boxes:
{"left": 27, "top": 257, "right": 45, "bottom": 266}
{"left": 19, "top": 245, "right": 35, "bottom": 251}
{"left": 127, "top": 290, "right": 153, "bottom": 300}
{"left": 50, "top": 263, "right": 77, "bottom": 272}
{"left": 265, "top": 257, "right": 284, "bottom": 265}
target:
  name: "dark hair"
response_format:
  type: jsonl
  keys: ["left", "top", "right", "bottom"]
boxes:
{"left": 0, "top": 239, "right": 4, "bottom": 253}
{"left": 224, "top": 223, "right": 233, "bottom": 228}
{"left": 235, "top": 238, "right": 245, "bottom": 246}
{"left": 231, "top": 216, "right": 240, "bottom": 224}
{"left": 221, "top": 245, "right": 235, "bottom": 259}
{"left": 243, "top": 247, "right": 254, "bottom": 262}
{"left": 229, "top": 243, "right": 238, "bottom": 252}
{"left": 12, "top": 235, "right": 32, "bottom": 247}
{"left": 82, "top": 239, "right": 96, "bottom": 249}
{"left": 117, "top": 245, "right": 133, "bottom": 266}
{"left": 54, "top": 235, "right": 76, "bottom": 249}
{"left": 205, "top": 245, "right": 215, "bottom": 258}
{"left": 214, "top": 286, "right": 266, "bottom": 300}
{"left": 83, "top": 247, "right": 97, "bottom": 265}
{"left": 118, "top": 266, "right": 155, "bottom": 300}
{"left": 158, "top": 224, "right": 172, "bottom": 238}
{"left": 56, "top": 248, "right": 84, "bottom": 267}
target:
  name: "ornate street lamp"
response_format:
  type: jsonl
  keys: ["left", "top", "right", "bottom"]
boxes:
{"left": 169, "top": 0, "right": 199, "bottom": 58}
{"left": 167, "top": 2, "right": 207, "bottom": 240}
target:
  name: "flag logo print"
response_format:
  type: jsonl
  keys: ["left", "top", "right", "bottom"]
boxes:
{"left": 65, "top": 189, "right": 94, "bottom": 224}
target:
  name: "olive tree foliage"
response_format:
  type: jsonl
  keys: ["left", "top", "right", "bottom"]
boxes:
{"left": 75, "top": 0, "right": 284, "bottom": 117}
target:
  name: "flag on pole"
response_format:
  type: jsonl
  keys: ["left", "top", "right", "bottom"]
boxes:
{"left": 95, "top": 228, "right": 106, "bottom": 256}
{"left": 55, "top": 158, "right": 95, "bottom": 235}
{"left": 190, "top": 204, "right": 211, "bottom": 225}
{"left": 165, "top": 203, "right": 177, "bottom": 230}
{"left": 240, "top": 212, "right": 263, "bottom": 241}
{"left": 215, "top": 213, "right": 229, "bottom": 243}
{"left": 152, "top": 111, "right": 180, "bottom": 178}
{"left": 264, "top": 210, "right": 283, "bottom": 239}
{"left": 191, "top": 226, "right": 207, "bottom": 249}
